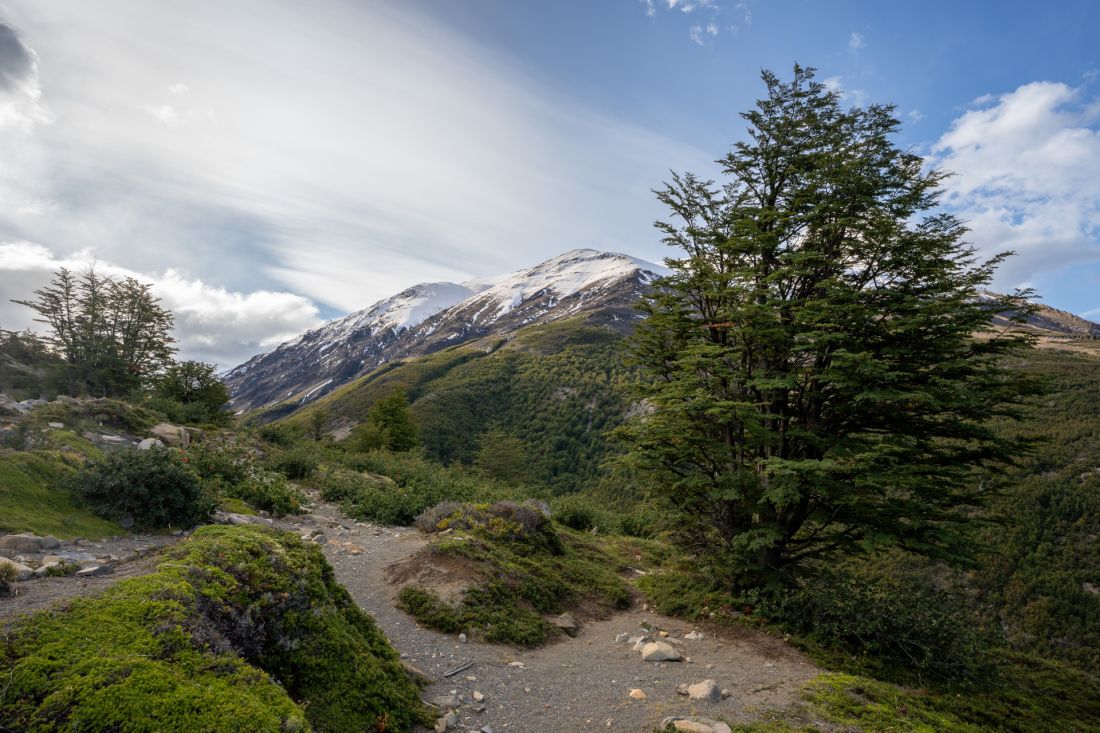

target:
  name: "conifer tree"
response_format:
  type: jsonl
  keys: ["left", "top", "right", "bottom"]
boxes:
{"left": 622, "top": 66, "right": 1035, "bottom": 586}
{"left": 367, "top": 388, "right": 419, "bottom": 452}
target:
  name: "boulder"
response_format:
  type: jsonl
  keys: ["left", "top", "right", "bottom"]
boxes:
{"left": 0, "top": 533, "right": 48, "bottom": 553}
{"left": 641, "top": 641, "right": 681, "bottom": 662}
{"left": 149, "top": 422, "right": 189, "bottom": 447}
{"left": 0, "top": 556, "right": 34, "bottom": 581}
{"left": 75, "top": 565, "right": 113, "bottom": 578}
{"left": 687, "top": 679, "right": 722, "bottom": 703}
{"left": 552, "top": 612, "right": 578, "bottom": 635}
{"left": 137, "top": 437, "right": 164, "bottom": 450}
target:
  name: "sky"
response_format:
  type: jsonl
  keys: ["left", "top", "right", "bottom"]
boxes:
{"left": 0, "top": 0, "right": 1098, "bottom": 367}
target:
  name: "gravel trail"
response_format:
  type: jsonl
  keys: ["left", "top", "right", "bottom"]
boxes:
{"left": 277, "top": 501, "right": 819, "bottom": 733}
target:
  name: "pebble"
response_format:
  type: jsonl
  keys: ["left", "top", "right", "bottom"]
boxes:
{"left": 628, "top": 688, "right": 647, "bottom": 700}
{"left": 459, "top": 633, "right": 467, "bottom": 643}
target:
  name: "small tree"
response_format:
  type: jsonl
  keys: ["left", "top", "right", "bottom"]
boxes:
{"left": 622, "top": 66, "right": 1034, "bottom": 586}
{"left": 367, "top": 388, "right": 419, "bottom": 452}
{"left": 154, "top": 360, "right": 230, "bottom": 424}
{"left": 475, "top": 427, "right": 532, "bottom": 484}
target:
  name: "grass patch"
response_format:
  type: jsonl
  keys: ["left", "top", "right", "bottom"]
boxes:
{"left": 0, "top": 525, "right": 429, "bottom": 733}
{"left": 398, "top": 501, "right": 631, "bottom": 645}
{"left": 0, "top": 449, "right": 121, "bottom": 539}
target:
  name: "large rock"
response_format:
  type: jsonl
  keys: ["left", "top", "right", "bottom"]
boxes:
{"left": 137, "top": 437, "right": 164, "bottom": 450}
{"left": 640, "top": 640, "right": 681, "bottom": 662}
{"left": 0, "top": 556, "right": 33, "bottom": 581}
{"left": 552, "top": 612, "right": 578, "bottom": 635}
{"left": 0, "top": 533, "right": 50, "bottom": 553}
{"left": 149, "top": 422, "right": 189, "bottom": 447}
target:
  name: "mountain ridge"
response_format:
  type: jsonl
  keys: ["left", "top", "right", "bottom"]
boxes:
{"left": 224, "top": 249, "right": 665, "bottom": 413}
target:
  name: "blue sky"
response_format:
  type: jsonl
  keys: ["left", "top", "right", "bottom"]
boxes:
{"left": 0, "top": 0, "right": 1098, "bottom": 365}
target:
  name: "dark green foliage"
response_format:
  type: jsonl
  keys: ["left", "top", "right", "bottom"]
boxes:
{"left": 622, "top": 65, "right": 1035, "bottom": 584}
{"left": 550, "top": 493, "right": 620, "bottom": 534}
{"left": 258, "top": 421, "right": 306, "bottom": 446}
{"left": 152, "top": 360, "right": 230, "bottom": 424}
{"left": 12, "top": 266, "right": 176, "bottom": 396}
{"left": 975, "top": 349, "right": 1100, "bottom": 673}
{"left": 0, "top": 564, "right": 13, "bottom": 597}
{"left": 69, "top": 447, "right": 214, "bottom": 529}
{"left": 367, "top": 388, "right": 418, "bottom": 451}
{"left": 271, "top": 443, "right": 321, "bottom": 479}
{"left": 0, "top": 525, "right": 429, "bottom": 732}
{"left": 753, "top": 559, "right": 995, "bottom": 685}
{"left": 474, "top": 427, "right": 533, "bottom": 484}
{"left": 401, "top": 505, "right": 630, "bottom": 645}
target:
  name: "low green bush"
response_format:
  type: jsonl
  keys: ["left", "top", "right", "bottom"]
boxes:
{"left": 319, "top": 450, "right": 512, "bottom": 526}
{"left": 224, "top": 470, "right": 307, "bottom": 516}
{"left": 0, "top": 564, "right": 13, "bottom": 597}
{"left": 417, "top": 500, "right": 562, "bottom": 555}
{"left": 550, "top": 494, "right": 619, "bottom": 534}
{"left": 270, "top": 444, "right": 320, "bottom": 479}
{"left": 0, "top": 525, "right": 430, "bottom": 732}
{"left": 69, "top": 447, "right": 214, "bottom": 530}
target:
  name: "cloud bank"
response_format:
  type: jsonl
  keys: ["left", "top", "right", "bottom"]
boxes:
{"left": 931, "top": 81, "right": 1100, "bottom": 292}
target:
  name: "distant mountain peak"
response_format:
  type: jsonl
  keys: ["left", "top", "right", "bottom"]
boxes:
{"left": 224, "top": 248, "right": 663, "bottom": 413}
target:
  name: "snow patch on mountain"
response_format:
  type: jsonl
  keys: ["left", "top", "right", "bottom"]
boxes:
{"left": 458, "top": 249, "right": 665, "bottom": 322}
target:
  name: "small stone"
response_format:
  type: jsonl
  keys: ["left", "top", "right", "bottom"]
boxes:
{"left": 658, "top": 630, "right": 670, "bottom": 638}
{"left": 676, "top": 683, "right": 689, "bottom": 695}
{"left": 552, "top": 612, "right": 578, "bottom": 634}
{"left": 641, "top": 641, "right": 681, "bottom": 662}
{"left": 75, "top": 565, "right": 113, "bottom": 578}
{"left": 721, "top": 688, "right": 731, "bottom": 699}
{"left": 472, "top": 691, "right": 484, "bottom": 702}
{"left": 628, "top": 688, "right": 647, "bottom": 700}
{"left": 459, "top": 632, "right": 468, "bottom": 643}
{"left": 312, "top": 535, "right": 328, "bottom": 544}
{"left": 615, "top": 632, "right": 629, "bottom": 642}
{"left": 631, "top": 636, "right": 652, "bottom": 652}
{"left": 434, "top": 718, "right": 449, "bottom": 733}
{"left": 430, "top": 694, "right": 461, "bottom": 709}
{"left": 687, "top": 679, "right": 722, "bottom": 703}
{"left": 685, "top": 630, "right": 704, "bottom": 640}
{"left": 480, "top": 726, "right": 494, "bottom": 733}
{"left": 508, "top": 661, "right": 524, "bottom": 668}
{"left": 47, "top": 421, "right": 64, "bottom": 429}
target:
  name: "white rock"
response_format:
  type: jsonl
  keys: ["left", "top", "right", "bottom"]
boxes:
{"left": 137, "top": 437, "right": 164, "bottom": 450}
{"left": 687, "top": 679, "right": 722, "bottom": 703}
{"left": 685, "top": 630, "right": 704, "bottom": 640}
{"left": 0, "top": 556, "right": 33, "bottom": 581}
{"left": 640, "top": 641, "right": 681, "bottom": 662}
{"left": 47, "top": 421, "right": 64, "bottom": 429}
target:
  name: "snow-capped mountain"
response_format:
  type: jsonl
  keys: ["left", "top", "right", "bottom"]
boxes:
{"left": 224, "top": 249, "right": 666, "bottom": 413}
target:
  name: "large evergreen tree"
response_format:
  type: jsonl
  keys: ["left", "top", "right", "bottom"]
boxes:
{"left": 622, "top": 66, "right": 1034, "bottom": 586}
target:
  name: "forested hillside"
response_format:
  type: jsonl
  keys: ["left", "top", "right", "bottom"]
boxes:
{"left": 281, "top": 317, "right": 635, "bottom": 493}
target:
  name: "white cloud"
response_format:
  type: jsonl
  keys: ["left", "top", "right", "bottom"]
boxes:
{"left": 689, "top": 24, "right": 704, "bottom": 45}
{"left": 848, "top": 32, "right": 865, "bottom": 52}
{"left": 1, "top": 0, "right": 707, "bottom": 337}
{"left": 931, "top": 81, "right": 1100, "bottom": 291}
{"left": 0, "top": 241, "right": 322, "bottom": 368}
{"left": 167, "top": 83, "right": 188, "bottom": 95}
{"left": 644, "top": 0, "right": 745, "bottom": 42}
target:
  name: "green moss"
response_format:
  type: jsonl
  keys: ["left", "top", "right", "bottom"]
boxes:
{"left": 0, "top": 450, "right": 121, "bottom": 539}
{"left": 217, "top": 496, "right": 256, "bottom": 514}
{"left": 1, "top": 525, "right": 430, "bottom": 733}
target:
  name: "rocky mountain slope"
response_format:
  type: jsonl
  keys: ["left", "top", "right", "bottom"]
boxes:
{"left": 224, "top": 249, "right": 665, "bottom": 413}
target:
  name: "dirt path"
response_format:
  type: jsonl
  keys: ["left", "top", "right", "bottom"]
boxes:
{"left": 1, "top": 502, "right": 818, "bottom": 732}
{"left": 274, "top": 501, "right": 819, "bottom": 733}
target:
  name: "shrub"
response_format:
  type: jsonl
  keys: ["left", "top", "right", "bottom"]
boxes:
{"left": 319, "top": 450, "right": 511, "bottom": 526}
{"left": 257, "top": 422, "right": 304, "bottom": 447}
{"left": 416, "top": 500, "right": 561, "bottom": 555}
{"left": 69, "top": 448, "right": 214, "bottom": 530}
{"left": 270, "top": 444, "right": 320, "bottom": 479}
{"left": 224, "top": 470, "right": 307, "bottom": 516}
{"left": 755, "top": 562, "right": 995, "bottom": 685}
{"left": 0, "top": 564, "right": 13, "bottom": 597}
{"left": 551, "top": 494, "right": 619, "bottom": 534}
